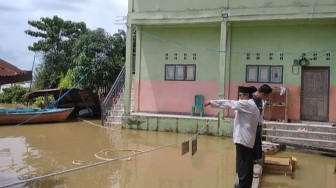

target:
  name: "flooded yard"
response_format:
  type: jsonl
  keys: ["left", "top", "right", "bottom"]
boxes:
{"left": 0, "top": 119, "right": 335, "bottom": 187}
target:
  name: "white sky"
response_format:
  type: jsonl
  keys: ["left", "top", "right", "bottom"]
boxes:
{"left": 0, "top": 0, "right": 128, "bottom": 70}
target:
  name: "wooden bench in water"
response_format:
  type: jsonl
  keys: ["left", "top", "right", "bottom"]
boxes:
{"left": 251, "top": 141, "right": 288, "bottom": 187}
{"left": 263, "top": 155, "right": 297, "bottom": 179}
{"left": 236, "top": 141, "right": 295, "bottom": 187}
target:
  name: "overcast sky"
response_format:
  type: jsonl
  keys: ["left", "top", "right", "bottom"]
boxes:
{"left": 0, "top": 0, "right": 128, "bottom": 71}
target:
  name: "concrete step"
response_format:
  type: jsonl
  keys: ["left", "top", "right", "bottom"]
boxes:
{"left": 106, "top": 116, "right": 122, "bottom": 123}
{"left": 110, "top": 110, "right": 124, "bottom": 116}
{"left": 105, "top": 116, "right": 114, "bottom": 122}
{"left": 264, "top": 122, "right": 336, "bottom": 133}
{"left": 263, "top": 128, "right": 336, "bottom": 141}
{"left": 112, "top": 104, "right": 125, "bottom": 110}
{"left": 264, "top": 122, "right": 336, "bottom": 152}
{"left": 105, "top": 121, "right": 122, "bottom": 126}
{"left": 108, "top": 107, "right": 124, "bottom": 113}
{"left": 264, "top": 135, "right": 336, "bottom": 152}
{"left": 103, "top": 78, "right": 135, "bottom": 125}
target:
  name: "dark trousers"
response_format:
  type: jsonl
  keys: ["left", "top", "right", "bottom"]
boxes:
{"left": 235, "top": 143, "right": 254, "bottom": 188}
{"left": 253, "top": 132, "right": 262, "bottom": 160}
{"left": 253, "top": 126, "right": 262, "bottom": 161}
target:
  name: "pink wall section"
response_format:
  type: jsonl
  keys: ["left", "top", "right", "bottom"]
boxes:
{"left": 134, "top": 80, "right": 336, "bottom": 123}
{"left": 329, "top": 86, "right": 336, "bottom": 122}
{"left": 225, "top": 82, "right": 336, "bottom": 123}
{"left": 224, "top": 82, "right": 302, "bottom": 121}
{"left": 134, "top": 80, "right": 220, "bottom": 116}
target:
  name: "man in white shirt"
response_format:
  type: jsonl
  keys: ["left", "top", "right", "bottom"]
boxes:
{"left": 204, "top": 86, "right": 259, "bottom": 188}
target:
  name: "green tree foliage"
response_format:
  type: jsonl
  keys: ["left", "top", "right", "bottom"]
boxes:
{"left": 33, "top": 53, "right": 67, "bottom": 89}
{"left": 0, "top": 86, "right": 28, "bottom": 103}
{"left": 59, "top": 69, "right": 73, "bottom": 89}
{"left": 25, "top": 15, "right": 87, "bottom": 52}
{"left": 31, "top": 96, "right": 55, "bottom": 108}
{"left": 71, "top": 29, "right": 126, "bottom": 91}
{"left": 25, "top": 16, "right": 88, "bottom": 89}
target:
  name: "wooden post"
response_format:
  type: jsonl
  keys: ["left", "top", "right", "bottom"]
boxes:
{"left": 44, "top": 93, "right": 48, "bottom": 109}
{"left": 285, "top": 88, "right": 288, "bottom": 122}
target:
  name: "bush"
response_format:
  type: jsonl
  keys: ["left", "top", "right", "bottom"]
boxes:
{"left": 31, "top": 96, "right": 55, "bottom": 108}
{"left": 0, "top": 86, "right": 28, "bottom": 103}
{"left": 59, "top": 69, "right": 73, "bottom": 89}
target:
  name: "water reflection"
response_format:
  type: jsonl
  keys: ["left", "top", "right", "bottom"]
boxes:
{"left": 0, "top": 120, "right": 335, "bottom": 188}
{"left": 0, "top": 136, "right": 38, "bottom": 185}
{"left": 262, "top": 149, "right": 336, "bottom": 188}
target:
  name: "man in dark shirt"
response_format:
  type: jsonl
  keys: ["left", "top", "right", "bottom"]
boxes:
{"left": 251, "top": 84, "right": 272, "bottom": 162}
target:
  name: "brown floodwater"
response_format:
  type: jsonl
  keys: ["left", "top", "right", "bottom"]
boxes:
{"left": 0, "top": 119, "right": 335, "bottom": 188}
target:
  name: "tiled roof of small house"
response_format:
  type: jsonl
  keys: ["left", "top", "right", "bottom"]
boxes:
{"left": 0, "top": 58, "right": 27, "bottom": 76}
{"left": 0, "top": 58, "right": 32, "bottom": 85}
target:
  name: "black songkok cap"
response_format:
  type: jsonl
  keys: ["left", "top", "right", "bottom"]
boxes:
{"left": 238, "top": 86, "right": 254, "bottom": 94}
{"left": 249, "top": 86, "right": 257, "bottom": 93}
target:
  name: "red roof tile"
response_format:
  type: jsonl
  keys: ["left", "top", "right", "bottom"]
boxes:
{"left": 0, "top": 58, "right": 28, "bottom": 77}
{"left": 0, "top": 58, "right": 32, "bottom": 84}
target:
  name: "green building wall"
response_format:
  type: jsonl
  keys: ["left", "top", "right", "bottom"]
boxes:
{"left": 130, "top": 0, "right": 336, "bottom": 14}
{"left": 225, "top": 22, "right": 336, "bottom": 121}
{"left": 124, "top": 0, "right": 336, "bottom": 136}
{"left": 132, "top": 26, "right": 222, "bottom": 115}
{"left": 229, "top": 22, "right": 336, "bottom": 85}
{"left": 137, "top": 26, "right": 221, "bottom": 82}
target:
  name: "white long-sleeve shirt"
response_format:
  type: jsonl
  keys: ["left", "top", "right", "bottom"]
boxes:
{"left": 209, "top": 99, "right": 260, "bottom": 148}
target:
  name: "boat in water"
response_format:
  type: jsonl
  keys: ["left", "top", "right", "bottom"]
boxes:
{"left": 26, "top": 88, "right": 101, "bottom": 117}
{"left": 0, "top": 107, "right": 74, "bottom": 124}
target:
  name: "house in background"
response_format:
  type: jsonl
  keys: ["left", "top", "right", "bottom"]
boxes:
{"left": 123, "top": 0, "right": 336, "bottom": 135}
{"left": 0, "top": 58, "right": 32, "bottom": 92}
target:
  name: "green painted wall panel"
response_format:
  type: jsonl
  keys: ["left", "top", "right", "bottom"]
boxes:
{"left": 207, "top": 121, "right": 219, "bottom": 136}
{"left": 133, "top": 0, "right": 227, "bottom": 12}
{"left": 219, "top": 119, "right": 234, "bottom": 137}
{"left": 122, "top": 115, "right": 234, "bottom": 136}
{"left": 132, "top": 0, "right": 335, "bottom": 12}
{"left": 148, "top": 117, "right": 158, "bottom": 131}
{"left": 140, "top": 26, "right": 221, "bottom": 82}
{"left": 157, "top": 118, "right": 177, "bottom": 132}
{"left": 229, "top": 24, "right": 336, "bottom": 85}
{"left": 177, "top": 119, "right": 198, "bottom": 134}
{"left": 229, "top": 0, "right": 335, "bottom": 8}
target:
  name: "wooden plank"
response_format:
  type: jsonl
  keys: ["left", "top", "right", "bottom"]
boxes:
{"left": 263, "top": 155, "right": 294, "bottom": 178}
{"left": 181, "top": 140, "right": 189, "bottom": 155}
{"left": 265, "top": 156, "right": 290, "bottom": 166}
